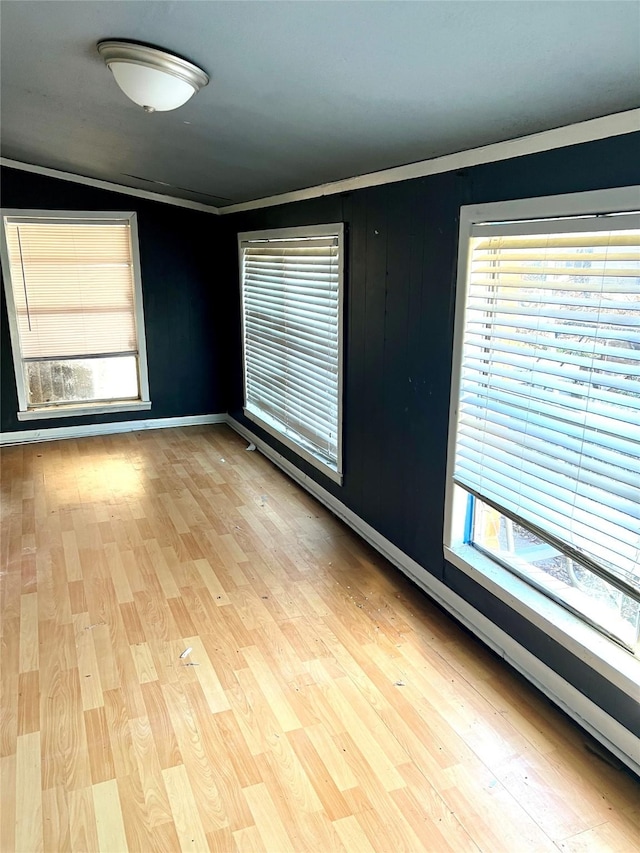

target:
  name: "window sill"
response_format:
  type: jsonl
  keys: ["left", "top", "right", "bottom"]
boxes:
{"left": 17, "top": 400, "right": 152, "bottom": 421}
{"left": 243, "top": 408, "right": 343, "bottom": 485}
{"left": 444, "top": 543, "right": 640, "bottom": 699}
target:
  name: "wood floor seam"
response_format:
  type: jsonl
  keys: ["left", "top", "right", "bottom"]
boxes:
{"left": 1, "top": 424, "right": 638, "bottom": 853}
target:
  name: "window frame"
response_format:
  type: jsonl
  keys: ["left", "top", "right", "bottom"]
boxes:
{"left": 0, "top": 209, "right": 151, "bottom": 420}
{"left": 444, "top": 186, "right": 640, "bottom": 696}
{"left": 238, "top": 223, "right": 344, "bottom": 484}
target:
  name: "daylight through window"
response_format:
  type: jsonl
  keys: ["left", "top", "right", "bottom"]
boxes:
{"left": 1, "top": 211, "right": 150, "bottom": 419}
{"left": 450, "top": 208, "right": 640, "bottom": 650}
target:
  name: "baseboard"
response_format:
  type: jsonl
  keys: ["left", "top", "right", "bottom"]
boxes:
{"left": 0, "top": 413, "right": 227, "bottom": 446}
{"left": 226, "top": 416, "right": 640, "bottom": 777}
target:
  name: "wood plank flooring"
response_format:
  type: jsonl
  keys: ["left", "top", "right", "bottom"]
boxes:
{"left": 1, "top": 424, "right": 638, "bottom": 852}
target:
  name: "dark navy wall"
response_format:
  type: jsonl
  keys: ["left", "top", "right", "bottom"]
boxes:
{"left": 2, "top": 135, "right": 638, "bottom": 734}
{"left": 226, "top": 171, "right": 467, "bottom": 574}
{"left": 1, "top": 167, "right": 228, "bottom": 433}
{"left": 226, "top": 132, "right": 640, "bottom": 735}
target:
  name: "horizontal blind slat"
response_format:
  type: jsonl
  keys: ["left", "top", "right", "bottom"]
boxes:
{"left": 242, "top": 233, "right": 341, "bottom": 467}
{"left": 455, "top": 221, "right": 640, "bottom": 589}
{"left": 5, "top": 219, "right": 138, "bottom": 360}
{"left": 246, "top": 360, "right": 338, "bottom": 414}
{"left": 247, "top": 384, "right": 337, "bottom": 436}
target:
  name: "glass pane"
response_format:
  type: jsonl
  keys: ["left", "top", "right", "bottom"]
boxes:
{"left": 471, "top": 496, "right": 640, "bottom": 650}
{"left": 26, "top": 356, "right": 139, "bottom": 406}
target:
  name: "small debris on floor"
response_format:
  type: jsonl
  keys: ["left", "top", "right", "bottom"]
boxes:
{"left": 179, "top": 647, "right": 193, "bottom": 659}
{"left": 84, "top": 622, "right": 104, "bottom": 631}
{"left": 394, "top": 680, "right": 406, "bottom": 687}
{"left": 246, "top": 443, "right": 256, "bottom": 451}
{"left": 181, "top": 662, "right": 200, "bottom": 667}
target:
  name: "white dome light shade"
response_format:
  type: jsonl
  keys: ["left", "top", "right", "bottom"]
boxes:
{"left": 97, "top": 41, "right": 209, "bottom": 112}
{"left": 109, "top": 62, "right": 197, "bottom": 111}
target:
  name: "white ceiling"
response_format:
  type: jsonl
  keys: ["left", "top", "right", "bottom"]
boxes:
{"left": 1, "top": 1, "right": 639, "bottom": 206}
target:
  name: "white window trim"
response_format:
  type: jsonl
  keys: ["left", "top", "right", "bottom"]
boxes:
{"left": 0, "top": 209, "right": 151, "bottom": 419}
{"left": 238, "top": 223, "right": 344, "bottom": 484}
{"left": 444, "top": 186, "right": 640, "bottom": 701}
{"left": 16, "top": 400, "right": 152, "bottom": 421}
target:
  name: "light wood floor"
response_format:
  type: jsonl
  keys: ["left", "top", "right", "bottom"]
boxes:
{"left": 1, "top": 425, "right": 638, "bottom": 853}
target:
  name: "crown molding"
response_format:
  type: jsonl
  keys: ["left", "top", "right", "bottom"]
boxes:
{"left": 0, "top": 158, "right": 221, "bottom": 215}
{"left": 2, "top": 109, "right": 638, "bottom": 217}
{"left": 219, "top": 108, "right": 640, "bottom": 215}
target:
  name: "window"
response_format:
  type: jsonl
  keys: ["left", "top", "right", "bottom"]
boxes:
{"left": 446, "top": 187, "right": 640, "bottom": 661}
{"left": 1, "top": 210, "right": 150, "bottom": 420}
{"left": 239, "top": 224, "right": 343, "bottom": 482}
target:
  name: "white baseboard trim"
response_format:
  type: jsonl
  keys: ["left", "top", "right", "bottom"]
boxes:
{"left": 0, "top": 413, "right": 227, "bottom": 446}
{"left": 226, "top": 416, "right": 640, "bottom": 777}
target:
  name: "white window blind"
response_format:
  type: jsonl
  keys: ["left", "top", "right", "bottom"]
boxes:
{"left": 240, "top": 228, "right": 342, "bottom": 477}
{"left": 4, "top": 219, "right": 137, "bottom": 359}
{"left": 454, "top": 213, "right": 640, "bottom": 598}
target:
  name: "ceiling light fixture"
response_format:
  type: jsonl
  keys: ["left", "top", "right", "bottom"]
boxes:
{"left": 97, "top": 40, "right": 209, "bottom": 112}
